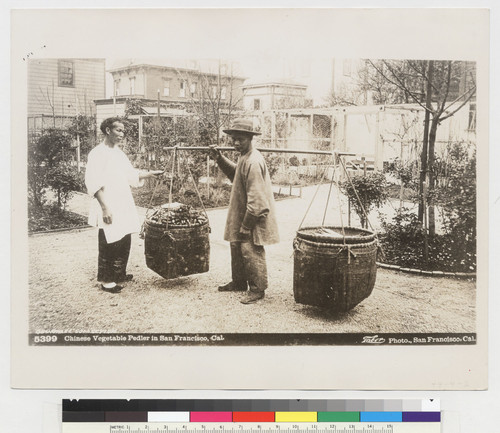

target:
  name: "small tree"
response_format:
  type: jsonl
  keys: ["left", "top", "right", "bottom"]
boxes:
{"left": 340, "top": 172, "right": 388, "bottom": 229}
{"left": 366, "top": 60, "right": 476, "bottom": 236}
{"left": 28, "top": 128, "right": 73, "bottom": 208}
{"left": 437, "top": 143, "right": 476, "bottom": 261}
{"left": 47, "top": 162, "right": 83, "bottom": 209}
{"left": 68, "top": 114, "right": 98, "bottom": 162}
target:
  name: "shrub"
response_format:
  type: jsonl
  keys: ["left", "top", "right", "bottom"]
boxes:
{"left": 385, "top": 158, "right": 419, "bottom": 191}
{"left": 379, "top": 208, "right": 476, "bottom": 272}
{"left": 437, "top": 146, "right": 476, "bottom": 248}
{"left": 379, "top": 208, "right": 426, "bottom": 267}
{"left": 47, "top": 163, "right": 84, "bottom": 209}
{"left": 28, "top": 129, "right": 73, "bottom": 209}
{"left": 264, "top": 153, "right": 282, "bottom": 179}
{"left": 340, "top": 172, "right": 388, "bottom": 228}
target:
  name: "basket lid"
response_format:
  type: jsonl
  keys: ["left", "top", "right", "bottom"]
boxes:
{"left": 296, "top": 226, "right": 376, "bottom": 244}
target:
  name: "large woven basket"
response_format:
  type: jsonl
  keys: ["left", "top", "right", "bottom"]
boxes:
{"left": 293, "top": 226, "right": 377, "bottom": 312}
{"left": 144, "top": 219, "right": 210, "bottom": 280}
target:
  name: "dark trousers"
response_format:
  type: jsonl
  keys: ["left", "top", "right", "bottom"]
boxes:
{"left": 97, "top": 229, "right": 131, "bottom": 283}
{"left": 230, "top": 241, "right": 268, "bottom": 293}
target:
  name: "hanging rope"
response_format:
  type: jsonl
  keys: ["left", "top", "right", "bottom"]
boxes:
{"left": 321, "top": 166, "right": 335, "bottom": 226}
{"left": 181, "top": 149, "right": 209, "bottom": 221}
{"left": 338, "top": 156, "right": 386, "bottom": 261}
{"left": 142, "top": 145, "right": 211, "bottom": 234}
{"left": 298, "top": 154, "right": 334, "bottom": 230}
{"left": 164, "top": 145, "right": 178, "bottom": 231}
{"left": 333, "top": 157, "right": 347, "bottom": 245}
{"left": 338, "top": 156, "right": 376, "bottom": 233}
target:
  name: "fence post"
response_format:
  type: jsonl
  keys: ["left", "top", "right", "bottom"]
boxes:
{"left": 206, "top": 155, "right": 210, "bottom": 199}
{"left": 348, "top": 197, "right": 351, "bottom": 226}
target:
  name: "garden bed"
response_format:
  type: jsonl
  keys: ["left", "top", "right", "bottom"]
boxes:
{"left": 132, "top": 182, "right": 291, "bottom": 210}
{"left": 378, "top": 210, "right": 476, "bottom": 274}
{"left": 29, "top": 204, "right": 88, "bottom": 234}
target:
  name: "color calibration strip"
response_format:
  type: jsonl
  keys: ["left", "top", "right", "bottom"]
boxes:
{"left": 62, "top": 399, "right": 440, "bottom": 423}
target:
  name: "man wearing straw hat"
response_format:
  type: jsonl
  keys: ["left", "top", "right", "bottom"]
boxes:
{"left": 209, "top": 118, "right": 279, "bottom": 304}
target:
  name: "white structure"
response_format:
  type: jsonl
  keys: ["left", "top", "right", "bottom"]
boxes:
{"left": 247, "top": 102, "right": 476, "bottom": 170}
{"left": 242, "top": 81, "right": 309, "bottom": 111}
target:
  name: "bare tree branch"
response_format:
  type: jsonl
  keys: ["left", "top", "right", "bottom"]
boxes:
{"left": 441, "top": 82, "right": 476, "bottom": 114}
{"left": 368, "top": 60, "right": 432, "bottom": 114}
{"left": 440, "top": 87, "right": 477, "bottom": 121}
{"left": 436, "top": 61, "right": 453, "bottom": 117}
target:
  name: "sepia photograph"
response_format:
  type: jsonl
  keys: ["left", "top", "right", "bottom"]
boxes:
{"left": 26, "top": 56, "right": 478, "bottom": 345}
{"left": 10, "top": 8, "right": 489, "bottom": 389}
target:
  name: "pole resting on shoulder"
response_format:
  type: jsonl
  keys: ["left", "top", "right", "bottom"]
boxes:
{"left": 162, "top": 146, "right": 356, "bottom": 156}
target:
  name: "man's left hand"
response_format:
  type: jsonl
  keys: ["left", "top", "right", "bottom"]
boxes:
{"left": 239, "top": 227, "right": 252, "bottom": 241}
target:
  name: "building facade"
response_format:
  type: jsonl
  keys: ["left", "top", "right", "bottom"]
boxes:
{"left": 94, "top": 62, "right": 245, "bottom": 127}
{"left": 242, "top": 81, "right": 310, "bottom": 111}
{"left": 109, "top": 63, "right": 245, "bottom": 102}
{"left": 28, "top": 58, "right": 106, "bottom": 132}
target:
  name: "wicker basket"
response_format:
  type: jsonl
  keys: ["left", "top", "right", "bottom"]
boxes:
{"left": 144, "top": 219, "right": 210, "bottom": 280}
{"left": 293, "top": 226, "right": 377, "bottom": 312}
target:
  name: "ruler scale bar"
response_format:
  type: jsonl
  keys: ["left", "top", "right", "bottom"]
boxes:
{"left": 62, "top": 422, "right": 441, "bottom": 433}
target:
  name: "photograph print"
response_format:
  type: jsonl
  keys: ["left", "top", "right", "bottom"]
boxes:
{"left": 10, "top": 8, "right": 489, "bottom": 390}
{"left": 26, "top": 56, "right": 478, "bottom": 347}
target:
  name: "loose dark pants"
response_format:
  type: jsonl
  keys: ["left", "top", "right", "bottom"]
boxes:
{"left": 230, "top": 241, "right": 268, "bottom": 293}
{"left": 97, "top": 229, "right": 131, "bottom": 284}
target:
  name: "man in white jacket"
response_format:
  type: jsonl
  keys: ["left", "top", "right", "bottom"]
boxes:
{"left": 85, "top": 117, "right": 162, "bottom": 293}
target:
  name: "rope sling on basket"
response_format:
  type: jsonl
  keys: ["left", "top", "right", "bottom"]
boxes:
{"left": 141, "top": 146, "right": 211, "bottom": 280}
{"left": 293, "top": 153, "right": 382, "bottom": 312}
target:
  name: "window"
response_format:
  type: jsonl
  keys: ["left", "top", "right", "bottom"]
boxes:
{"left": 58, "top": 60, "right": 74, "bottom": 87}
{"left": 129, "top": 77, "right": 136, "bottom": 95}
{"left": 343, "top": 59, "right": 352, "bottom": 77}
{"left": 254, "top": 99, "right": 261, "bottom": 110}
{"left": 179, "top": 81, "right": 186, "bottom": 98}
{"left": 163, "top": 79, "right": 170, "bottom": 97}
{"left": 190, "top": 82, "right": 197, "bottom": 98}
{"left": 114, "top": 79, "right": 120, "bottom": 96}
{"left": 211, "top": 85, "right": 218, "bottom": 99}
{"left": 221, "top": 86, "right": 227, "bottom": 100}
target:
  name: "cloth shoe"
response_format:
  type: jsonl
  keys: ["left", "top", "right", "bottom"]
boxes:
{"left": 100, "top": 284, "right": 123, "bottom": 294}
{"left": 240, "top": 291, "right": 265, "bottom": 304}
{"left": 117, "top": 274, "right": 133, "bottom": 283}
{"left": 218, "top": 281, "right": 247, "bottom": 292}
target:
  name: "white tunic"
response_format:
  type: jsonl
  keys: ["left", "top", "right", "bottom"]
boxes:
{"left": 85, "top": 142, "right": 143, "bottom": 243}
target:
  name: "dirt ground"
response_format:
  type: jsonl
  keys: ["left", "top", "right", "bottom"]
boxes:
{"left": 28, "top": 186, "right": 476, "bottom": 335}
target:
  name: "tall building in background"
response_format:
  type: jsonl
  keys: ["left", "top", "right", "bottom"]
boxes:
{"left": 95, "top": 60, "right": 245, "bottom": 126}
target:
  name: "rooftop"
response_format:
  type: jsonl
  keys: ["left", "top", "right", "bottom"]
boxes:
{"left": 107, "top": 58, "right": 246, "bottom": 79}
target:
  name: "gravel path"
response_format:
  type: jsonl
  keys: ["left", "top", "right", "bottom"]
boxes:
{"left": 28, "top": 186, "right": 476, "bottom": 335}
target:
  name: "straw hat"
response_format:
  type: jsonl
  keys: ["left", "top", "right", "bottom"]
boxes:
{"left": 223, "top": 118, "right": 261, "bottom": 136}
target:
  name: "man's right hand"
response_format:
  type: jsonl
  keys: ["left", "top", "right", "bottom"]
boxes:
{"left": 208, "top": 145, "right": 221, "bottom": 161}
{"left": 102, "top": 207, "right": 113, "bottom": 224}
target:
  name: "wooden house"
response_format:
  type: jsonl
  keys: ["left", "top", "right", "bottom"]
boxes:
{"left": 27, "top": 58, "right": 106, "bottom": 133}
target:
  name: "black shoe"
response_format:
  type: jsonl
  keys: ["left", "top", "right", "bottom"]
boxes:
{"left": 240, "top": 291, "right": 265, "bottom": 304}
{"left": 117, "top": 274, "right": 133, "bottom": 283}
{"left": 100, "top": 284, "right": 123, "bottom": 294}
{"left": 218, "top": 281, "right": 247, "bottom": 292}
